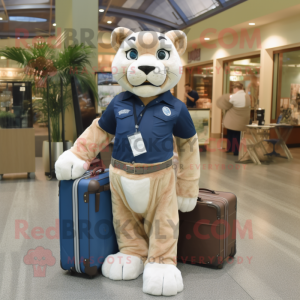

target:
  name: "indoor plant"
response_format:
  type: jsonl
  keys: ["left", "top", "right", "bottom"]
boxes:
{"left": 0, "top": 39, "right": 98, "bottom": 175}
{"left": 0, "top": 111, "right": 15, "bottom": 128}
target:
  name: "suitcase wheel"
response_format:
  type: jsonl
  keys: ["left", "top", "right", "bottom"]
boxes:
{"left": 217, "top": 263, "right": 223, "bottom": 269}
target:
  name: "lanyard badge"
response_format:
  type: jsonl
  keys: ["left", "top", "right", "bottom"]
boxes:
{"left": 127, "top": 101, "right": 147, "bottom": 157}
{"left": 128, "top": 131, "right": 147, "bottom": 157}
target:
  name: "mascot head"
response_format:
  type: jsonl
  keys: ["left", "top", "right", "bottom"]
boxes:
{"left": 111, "top": 27, "right": 187, "bottom": 98}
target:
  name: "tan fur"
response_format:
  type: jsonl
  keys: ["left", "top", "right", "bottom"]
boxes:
{"left": 165, "top": 30, "right": 187, "bottom": 56}
{"left": 70, "top": 118, "right": 114, "bottom": 161}
{"left": 135, "top": 32, "right": 160, "bottom": 56}
{"left": 112, "top": 29, "right": 186, "bottom": 57}
{"left": 109, "top": 163, "right": 178, "bottom": 265}
{"left": 111, "top": 27, "right": 134, "bottom": 52}
{"left": 68, "top": 27, "right": 198, "bottom": 270}
{"left": 175, "top": 133, "right": 200, "bottom": 198}
{"left": 70, "top": 119, "right": 200, "bottom": 265}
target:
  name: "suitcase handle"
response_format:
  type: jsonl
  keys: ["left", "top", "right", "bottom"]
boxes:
{"left": 199, "top": 188, "right": 217, "bottom": 194}
{"left": 88, "top": 158, "right": 105, "bottom": 171}
{"left": 90, "top": 166, "right": 105, "bottom": 177}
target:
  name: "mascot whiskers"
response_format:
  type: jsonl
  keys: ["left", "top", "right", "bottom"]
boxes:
{"left": 55, "top": 27, "right": 200, "bottom": 296}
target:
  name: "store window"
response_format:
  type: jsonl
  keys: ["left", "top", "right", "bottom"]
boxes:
{"left": 272, "top": 48, "right": 300, "bottom": 124}
{"left": 0, "top": 81, "right": 33, "bottom": 129}
{"left": 185, "top": 63, "right": 213, "bottom": 109}
{"left": 223, "top": 56, "right": 261, "bottom": 110}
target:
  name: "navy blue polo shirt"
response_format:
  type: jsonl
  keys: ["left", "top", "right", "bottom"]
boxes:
{"left": 99, "top": 90, "right": 196, "bottom": 164}
{"left": 186, "top": 90, "right": 199, "bottom": 108}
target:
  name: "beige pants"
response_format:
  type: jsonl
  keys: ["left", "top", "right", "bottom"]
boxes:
{"left": 109, "top": 163, "right": 178, "bottom": 266}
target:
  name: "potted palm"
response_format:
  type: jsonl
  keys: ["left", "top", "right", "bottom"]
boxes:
{"left": 35, "top": 79, "right": 73, "bottom": 173}
{"left": 0, "top": 38, "right": 98, "bottom": 177}
{"left": 0, "top": 111, "right": 15, "bottom": 128}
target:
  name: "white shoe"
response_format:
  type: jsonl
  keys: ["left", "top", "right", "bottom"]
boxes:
{"left": 102, "top": 252, "right": 144, "bottom": 280}
{"left": 143, "top": 263, "right": 184, "bottom": 296}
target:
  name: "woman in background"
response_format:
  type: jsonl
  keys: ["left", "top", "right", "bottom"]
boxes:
{"left": 217, "top": 82, "right": 251, "bottom": 156}
{"left": 246, "top": 75, "right": 259, "bottom": 109}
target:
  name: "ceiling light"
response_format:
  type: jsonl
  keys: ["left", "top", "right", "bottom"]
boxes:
{"left": 107, "top": 21, "right": 112, "bottom": 24}
{"left": 249, "top": 23, "right": 255, "bottom": 26}
{"left": 53, "top": 23, "right": 56, "bottom": 26}
{"left": 204, "top": 38, "right": 210, "bottom": 40}
{"left": 99, "top": 9, "right": 104, "bottom": 12}
{"left": 0, "top": 17, "right": 3, "bottom": 20}
{"left": 10, "top": 16, "right": 46, "bottom": 22}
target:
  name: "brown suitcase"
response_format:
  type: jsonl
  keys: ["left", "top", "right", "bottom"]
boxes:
{"left": 177, "top": 188, "right": 237, "bottom": 269}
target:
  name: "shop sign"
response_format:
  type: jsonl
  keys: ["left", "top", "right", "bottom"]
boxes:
{"left": 0, "top": 68, "right": 24, "bottom": 79}
{"left": 188, "top": 48, "right": 201, "bottom": 63}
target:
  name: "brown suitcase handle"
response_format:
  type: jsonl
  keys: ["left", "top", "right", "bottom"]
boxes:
{"left": 90, "top": 166, "right": 105, "bottom": 177}
{"left": 199, "top": 188, "right": 217, "bottom": 194}
{"left": 88, "top": 158, "right": 105, "bottom": 171}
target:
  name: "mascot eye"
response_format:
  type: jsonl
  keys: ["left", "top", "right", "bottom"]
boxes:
{"left": 126, "top": 49, "right": 138, "bottom": 60}
{"left": 157, "top": 49, "right": 170, "bottom": 60}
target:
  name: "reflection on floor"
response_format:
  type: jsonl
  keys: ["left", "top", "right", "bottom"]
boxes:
{"left": 0, "top": 146, "right": 300, "bottom": 300}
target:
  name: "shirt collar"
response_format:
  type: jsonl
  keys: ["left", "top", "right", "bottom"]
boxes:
{"left": 121, "top": 90, "right": 175, "bottom": 108}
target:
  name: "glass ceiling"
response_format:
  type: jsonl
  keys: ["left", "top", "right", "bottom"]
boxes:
{"left": 0, "top": 0, "right": 247, "bottom": 38}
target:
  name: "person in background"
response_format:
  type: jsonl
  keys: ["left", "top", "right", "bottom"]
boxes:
{"left": 246, "top": 75, "right": 259, "bottom": 108}
{"left": 184, "top": 83, "right": 199, "bottom": 108}
{"left": 217, "top": 82, "right": 251, "bottom": 156}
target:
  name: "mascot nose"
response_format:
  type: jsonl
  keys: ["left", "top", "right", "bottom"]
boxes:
{"left": 138, "top": 65, "right": 155, "bottom": 75}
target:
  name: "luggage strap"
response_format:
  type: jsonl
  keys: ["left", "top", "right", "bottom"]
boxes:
{"left": 111, "top": 157, "right": 172, "bottom": 175}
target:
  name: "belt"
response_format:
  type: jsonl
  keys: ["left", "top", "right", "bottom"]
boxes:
{"left": 111, "top": 157, "right": 173, "bottom": 175}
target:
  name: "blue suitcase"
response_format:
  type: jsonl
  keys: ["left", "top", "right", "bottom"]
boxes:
{"left": 59, "top": 169, "right": 118, "bottom": 277}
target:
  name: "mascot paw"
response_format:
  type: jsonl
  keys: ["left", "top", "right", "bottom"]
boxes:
{"left": 55, "top": 150, "right": 88, "bottom": 180}
{"left": 143, "top": 263, "right": 183, "bottom": 296}
{"left": 102, "top": 252, "right": 144, "bottom": 280}
{"left": 177, "top": 196, "right": 197, "bottom": 212}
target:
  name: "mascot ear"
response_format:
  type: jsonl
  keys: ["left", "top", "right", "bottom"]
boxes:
{"left": 111, "top": 27, "right": 134, "bottom": 52}
{"left": 165, "top": 30, "right": 187, "bottom": 56}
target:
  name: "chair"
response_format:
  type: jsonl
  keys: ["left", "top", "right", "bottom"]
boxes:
{"left": 264, "top": 117, "right": 287, "bottom": 159}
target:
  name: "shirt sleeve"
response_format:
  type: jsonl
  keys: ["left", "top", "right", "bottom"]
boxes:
{"left": 98, "top": 98, "right": 116, "bottom": 135}
{"left": 173, "top": 103, "right": 196, "bottom": 139}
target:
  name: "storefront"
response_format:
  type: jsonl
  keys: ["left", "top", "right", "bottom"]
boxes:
{"left": 185, "top": 63, "right": 213, "bottom": 109}
{"left": 222, "top": 55, "right": 261, "bottom": 136}
{"left": 270, "top": 47, "right": 300, "bottom": 146}
{"left": 223, "top": 55, "right": 260, "bottom": 110}
{"left": 184, "top": 64, "right": 213, "bottom": 146}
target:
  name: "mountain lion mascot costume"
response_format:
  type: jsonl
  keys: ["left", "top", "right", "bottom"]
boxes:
{"left": 55, "top": 27, "right": 200, "bottom": 296}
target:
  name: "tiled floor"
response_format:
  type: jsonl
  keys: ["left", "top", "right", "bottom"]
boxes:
{"left": 0, "top": 146, "right": 300, "bottom": 300}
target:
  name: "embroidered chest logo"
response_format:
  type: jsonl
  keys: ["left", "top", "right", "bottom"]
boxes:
{"left": 162, "top": 106, "right": 171, "bottom": 116}
{"left": 118, "top": 109, "right": 131, "bottom": 116}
